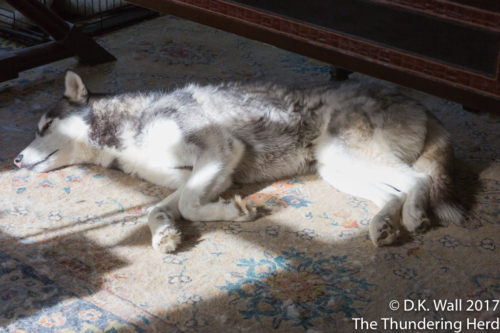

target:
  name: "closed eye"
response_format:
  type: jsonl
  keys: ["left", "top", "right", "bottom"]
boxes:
{"left": 37, "top": 119, "right": 53, "bottom": 136}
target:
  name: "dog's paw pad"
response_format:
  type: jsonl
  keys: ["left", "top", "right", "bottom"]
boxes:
{"left": 254, "top": 205, "right": 274, "bottom": 218}
{"left": 233, "top": 195, "right": 274, "bottom": 221}
{"left": 234, "top": 195, "right": 257, "bottom": 221}
{"left": 152, "top": 226, "right": 181, "bottom": 253}
{"left": 370, "top": 215, "right": 400, "bottom": 247}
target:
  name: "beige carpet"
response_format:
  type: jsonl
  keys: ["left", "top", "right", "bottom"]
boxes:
{"left": 0, "top": 15, "right": 499, "bottom": 332}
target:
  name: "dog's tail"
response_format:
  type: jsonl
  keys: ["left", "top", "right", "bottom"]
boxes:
{"left": 413, "top": 115, "right": 463, "bottom": 225}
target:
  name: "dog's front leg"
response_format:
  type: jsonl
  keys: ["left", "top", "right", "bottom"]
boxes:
{"left": 178, "top": 146, "right": 261, "bottom": 223}
{"left": 148, "top": 189, "right": 182, "bottom": 253}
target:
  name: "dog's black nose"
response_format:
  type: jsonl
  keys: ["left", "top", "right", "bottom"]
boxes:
{"left": 14, "top": 154, "right": 23, "bottom": 168}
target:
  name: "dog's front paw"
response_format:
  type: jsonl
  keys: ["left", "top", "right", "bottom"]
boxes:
{"left": 152, "top": 224, "right": 182, "bottom": 253}
{"left": 148, "top": 207, "right": 181, "bottom": 253}
{"left": 233, "top": 195, "right": 271, "bottom": 221}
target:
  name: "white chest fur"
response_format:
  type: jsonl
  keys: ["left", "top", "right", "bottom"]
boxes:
{"left": 96, "top": 119, "right": 197, "bottom": 188}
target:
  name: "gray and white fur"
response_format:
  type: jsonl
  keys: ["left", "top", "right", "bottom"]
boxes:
{"left": 14, "top": 71, "right": 463, "bottom": 252}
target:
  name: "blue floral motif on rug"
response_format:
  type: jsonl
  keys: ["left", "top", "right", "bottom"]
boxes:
{"left": 218, "top": 247, "right": 375, "bottom": 329}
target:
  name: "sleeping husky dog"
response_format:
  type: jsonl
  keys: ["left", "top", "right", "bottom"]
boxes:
{"left": 14, "top": 71, "right": 462, "bottom": 252}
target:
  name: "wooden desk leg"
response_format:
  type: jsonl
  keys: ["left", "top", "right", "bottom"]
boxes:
{"left": 330, "top": 66, "right": 352, "bottom": 81}
{"left": 62, "top": 27, "right": 116, "bottom": 65}
{"left": 3, "top": 0, "right": 115, "bottom": 78}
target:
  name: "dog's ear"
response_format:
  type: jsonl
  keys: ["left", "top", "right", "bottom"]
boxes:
{"left": 64, "top": 70, "right": 88, "bottom": 103}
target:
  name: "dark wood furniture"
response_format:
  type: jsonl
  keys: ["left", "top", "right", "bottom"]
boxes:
{"left": 0, "top": 0, "right": 115, "bottom": 82}
{"left": 127, "top": 0, "right": 500, "bottom": 112}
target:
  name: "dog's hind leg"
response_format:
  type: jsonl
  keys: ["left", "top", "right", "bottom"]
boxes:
{"left": 148, "top": 189, "right": 182, "bottom": 253}
{"left": 319, "top": 163, "right": 406, "bottom": 246}
{"left": 401, "top": 177, "right": 431, "bottom": 233}
{"left": 316, "top": 140, "right": 429, "bottom": 246}
{"left": 411, "top": 116, "right": 463, "bottom": 226}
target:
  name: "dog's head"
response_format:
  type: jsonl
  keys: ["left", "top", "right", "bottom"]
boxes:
{"left": 14, "top": 71, "right": 92, "bottom": 172}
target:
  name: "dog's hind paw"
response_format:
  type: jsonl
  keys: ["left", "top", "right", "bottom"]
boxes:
{"left": 152, "top": 225, "right": 182, "bottom": 253}
{"left": 369, "top": 214, "right": 400, "bottom": 247}
{"left": 402, "top": 208, "right": 431, "bottom": 233}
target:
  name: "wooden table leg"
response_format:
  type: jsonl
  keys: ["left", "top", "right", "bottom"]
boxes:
{"left": 1, "top": 0, "right": 115, "bottom": 81}
{"left": 329, "top": 66, "right": 353, "bottom": 81}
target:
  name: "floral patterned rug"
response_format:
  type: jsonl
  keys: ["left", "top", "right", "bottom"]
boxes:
{"left": 0, "top": 15, "right": 499, "bottom": 332}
